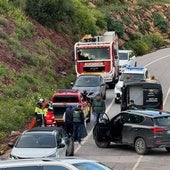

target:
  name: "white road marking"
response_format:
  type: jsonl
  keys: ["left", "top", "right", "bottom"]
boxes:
{"left": 75, "top": 53, "right": 170, "bottom": 168}
{"left": 132, "top": 54, "right": 170, "bottom": 170}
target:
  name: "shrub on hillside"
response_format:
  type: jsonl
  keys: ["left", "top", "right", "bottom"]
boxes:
{"left": 25, "top": 0, "right": 74, "bottom": 27}
{"left": 106, "top": 16, "right": 125, "bottom": 37}
{"left": 153, "top": 12, "right": 168, "bottom": 32}
{"left": 124, "top": 39, "right": 150, "bottom": 56}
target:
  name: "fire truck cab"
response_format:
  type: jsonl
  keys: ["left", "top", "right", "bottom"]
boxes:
{"left": 74, "top": 31, "right": 119, "bottom": 89}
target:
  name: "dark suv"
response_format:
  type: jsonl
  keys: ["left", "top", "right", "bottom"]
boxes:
{"left": 93, "top": 109, "right": 170, "bottom": 155}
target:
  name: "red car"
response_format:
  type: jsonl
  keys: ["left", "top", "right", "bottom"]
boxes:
{"left": 51, "top": 89, "right": 91, "bottom": 125}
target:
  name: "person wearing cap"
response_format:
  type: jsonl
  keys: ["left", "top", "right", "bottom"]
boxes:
{"left": 92, "top": 93, "right": 106, "bottom": 125}
{"left": 72, "top": 104, "right": 85, "bottom": 145}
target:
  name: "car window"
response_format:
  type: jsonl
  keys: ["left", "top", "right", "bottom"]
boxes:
{"left": 127, "top": 114, "right": 144, "bottom": 124}
{"left": 154, "top": 116, "right": 170, "bottom": 126}
{"left": 73, "top": 162, "right": 111, "bottom": 170}
{"left": 44, "top": 165, "right": 70, "bottom": 170}
{"left": 120, "top": 73, "right": 144, "bottom": 82}
{"left": 119, "top": 53, "right": 128, "bottom": 60}
{"left": 75, "top": 76, "right": 100, "bottom": 87}
{"left": 16, "top": 134, "right": 56, "bottom": 148}
{"left": 53, "top": 96, "right": 79, "bottom": 103}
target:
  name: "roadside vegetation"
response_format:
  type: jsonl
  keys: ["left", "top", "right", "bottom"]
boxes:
{"left": 0, "top": 0, "right": 169, "bottom": 153}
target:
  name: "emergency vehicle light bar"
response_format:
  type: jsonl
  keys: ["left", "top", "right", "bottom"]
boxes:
{"left": 126, "top": 66, "right": 145, "bottom": 70}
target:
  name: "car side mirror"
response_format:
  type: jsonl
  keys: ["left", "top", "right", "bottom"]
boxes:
{"left": 58, "top": 143, "right": 65, "bottom": 148}
{"left": 8, "top": 142, "right": 14, "bottom": 148}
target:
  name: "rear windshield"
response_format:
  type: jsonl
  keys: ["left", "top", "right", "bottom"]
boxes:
{"left": 154, "top": 116, "right": 170, "bottom": 126}
{"left": 52, "top": 96, "right": 79, "bottom": 103}
{"left": 120, "top": 73, "right": 144, "bottom": 82}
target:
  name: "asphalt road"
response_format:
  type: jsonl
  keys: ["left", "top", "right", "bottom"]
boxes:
{"left": 74, "top": 48, "right": 170, "bottom": 170}
{"left": 1, "top": 48, "right": 170, "bottom": 169}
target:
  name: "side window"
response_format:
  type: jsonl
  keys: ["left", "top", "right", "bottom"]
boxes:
{"left": 127, "top": 114, "right": 144, "bottom": 124}
{"left": 6, "top": 167, "right": 38, "bottom": 170}
{"left": 44, "top": 165, "right": 70, "bottom": 170}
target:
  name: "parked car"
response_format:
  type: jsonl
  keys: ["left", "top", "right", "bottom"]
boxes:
{"left": 72, "top": 74, "right": 106, "bottom": 100}
{"left": 0, "top": 157, "right": 112, "bottom": 170}
{"left": 121, "top": 78, "right": 163, "bottom": 111}
{"left": 8, "top": 127, "right": 74, "bottom": 159}
{"left": 93, "top": 109, "right": 170, "bottom": 155}
{"left": 51, "top": 89, "right": 91, "bottom": 124}
{"left": 118, "top": 50, "right": 137, "bottom": 74}
{"left": 114, "top": 66, "right": 149, "bottom": 103}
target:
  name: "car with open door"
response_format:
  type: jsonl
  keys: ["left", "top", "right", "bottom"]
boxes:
{"left": 93, "top": 110, "right": 170, "bottom": 155}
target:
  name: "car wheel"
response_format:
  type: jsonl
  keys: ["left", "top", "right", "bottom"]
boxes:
{"left": 66, "top": 138, "right": 74, "bottom": 156}
{"left": 135, "top": 62, "right": 137, "bottom": 67}
{"left": 165, "top": 147, "right": 170, "bottom": 152}
{"left": 114, "top": 98, "right": 119, "bottom": 104}
{"left": 93, "top": 125, "right": 110, "bottom": 148}
{"left": 134, "top": 137, "right": 148, "bottom": 155}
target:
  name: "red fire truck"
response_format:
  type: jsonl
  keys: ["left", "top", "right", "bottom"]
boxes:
{"left": 74, "top": 31, "right": 119, "bottom": 88}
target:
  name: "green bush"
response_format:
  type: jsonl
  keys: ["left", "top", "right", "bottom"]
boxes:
{"left": 153, "top": 12, "right": 168, "bottom": 32}
{"left": 106, "top": 16, "right": 125, "bottom": 37}
{"left": 138, "top": 21, "right": 150, "bottom": 35}
{"left": 124, "top": 39, "right": 150, "bottom": 56}
{"left": 25, "top": 0, "right": 74, "bottom": 27}
{"left": 142, "top": 34, "right": 165, "bottom": 49}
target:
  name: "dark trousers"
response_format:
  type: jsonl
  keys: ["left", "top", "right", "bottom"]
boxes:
{"left": 64, "top": 122, "right": 73, "bottom": 136}
{"left": 73, "top": 122, "right": 82, "bottom": 143}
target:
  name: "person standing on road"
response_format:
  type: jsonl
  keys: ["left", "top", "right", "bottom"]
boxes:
{"left": 34, "top": 99, "right": 45, "bottom": 127}
{"left": 72, "top": 104, "right": 85, "bottom": 145}
{"left": 92, "top": 93, "right": 106, "bottom": 125}
{"left": 63, "top": 106, "right": 74, "bottom": 136}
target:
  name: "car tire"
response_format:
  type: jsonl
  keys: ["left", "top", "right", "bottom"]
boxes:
{"left": 114, "top": 98, "right": 119, "bottom": 104}
{"left": 165, "top": 147, "right": 170, "bottom": 152}
{"left": 93, "top": 125, "right": 110, "bottom": 148}
{"left": 135, "top": 62, "right": 137, "bottom": 67}
{"left": 134, "top": 137, "right": 148, "bottom": 155}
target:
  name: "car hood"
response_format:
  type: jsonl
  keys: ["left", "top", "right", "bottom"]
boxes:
{"left": 11, "top": 148, "right": 58, "bottom": 158}
{"left": 119, "top": 60, "right": 129, "bottom": 66}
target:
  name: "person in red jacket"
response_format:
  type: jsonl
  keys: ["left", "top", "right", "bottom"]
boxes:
{"left": 44, "top": 106, "right": 56, "bottom": 126}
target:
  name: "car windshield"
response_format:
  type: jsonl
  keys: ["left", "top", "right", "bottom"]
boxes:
{"left": 119, "top": 52, "right": 128, "bottom": 60}
{"left": 16, "top": 134, "right": 56, "bottom": 148}
{"left": 53, "top": 96, "right": 79, "bottom": 103}
{"left": 120, "top": 73, "right": 144, "bottom": 82}
{"left": 155, "top": 116, "right": 170, "bottom": 126}
{"left": 75, "top": 76, "right": 100, "bottom": 87}
{"left": 73, "top": 162, "right": 112, "bottom": 170}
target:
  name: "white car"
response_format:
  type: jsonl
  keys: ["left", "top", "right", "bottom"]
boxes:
{"left": 8, "top": 127, "right": 74, "bottom": 159}
{"left": 114, "top": 66, "right": 149, "bottom": 103}
{"left": 0, "top": 157, "right": 112, "bottom": 170}
{"left": 118, "top": 50, "right": 137, "bottom": 74}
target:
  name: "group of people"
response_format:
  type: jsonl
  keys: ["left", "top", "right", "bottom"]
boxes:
{"left": 34, "top": 93, "right": 106, "bottom": 145}
{"left": 34, "top": 98, "right": 56, "bottom": 127}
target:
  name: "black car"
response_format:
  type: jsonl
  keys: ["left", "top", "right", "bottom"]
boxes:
{"left": 72, "top": 74, "right": 106, "bottom": 100}
{"left": 93, "top": 109, "right": 170, "bottom": 155}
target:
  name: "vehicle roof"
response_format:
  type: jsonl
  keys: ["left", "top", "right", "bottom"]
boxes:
{"left": 123, "top": 79, "right": 161, "bottom": 87}
{"left": 23, "top": 127, "right": 64, "bottom": 135}
{"left": 0, "top": 158, "right": 78, "bottom": 169}
{"left": 123, "top": 109, "right": 170, "bottom": 118}
{"left": 0, "top": 157, "right": 109, "bottom": 169}
{"left": 123, "top": 66, "right": 147, "bottom": 74}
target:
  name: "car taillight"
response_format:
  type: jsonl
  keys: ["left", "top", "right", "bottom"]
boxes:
{"left": 151, "top": 127, "right": 165, "bottom": 133}
{"left": 160, "top": 105, "right": 163, "bottom": 110}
